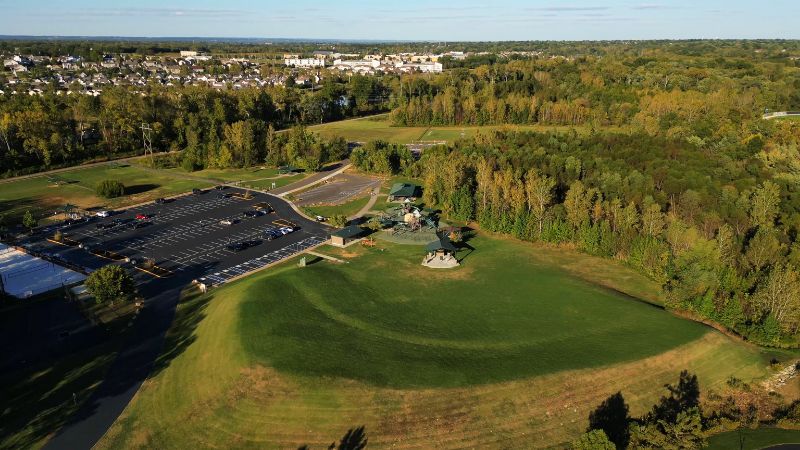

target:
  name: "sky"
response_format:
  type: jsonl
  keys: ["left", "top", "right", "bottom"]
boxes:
{"left": 0, "top": 0, "right": 798, "bottom": 41}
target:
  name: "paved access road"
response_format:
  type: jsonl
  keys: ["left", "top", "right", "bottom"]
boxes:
{"left": 40, "top": 187, "right": 328, "bottom": 450}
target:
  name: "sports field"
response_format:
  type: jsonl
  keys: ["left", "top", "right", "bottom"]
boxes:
{"left": 0, "top": 164, "right": 211, "bottom": 224}
{"left": 98, "top": 235, "right": 774, "bottom": 449}
{"left": 307, "top": 115, "right": 608, "bottom": 144}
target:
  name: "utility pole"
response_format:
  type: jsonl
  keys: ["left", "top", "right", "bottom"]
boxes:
{"left": 141, "top": 123, "right": 153, "bottom": 163}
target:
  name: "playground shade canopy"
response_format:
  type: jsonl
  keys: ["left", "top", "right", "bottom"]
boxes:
{"left": 389, "top": 183, "right": 421, "bottom": 199}
{"left": 331, "top": 224, "right": 366, "bottom": 239}
{"left": 426, "top": 236, "right": 458, "bottom": 253}
{"left": 0, "top": 243, "right": 86, "bottom": 299}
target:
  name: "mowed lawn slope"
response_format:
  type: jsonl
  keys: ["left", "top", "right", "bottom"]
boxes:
{"left": 99, "top": 236, "right": 771, "bottom": 449}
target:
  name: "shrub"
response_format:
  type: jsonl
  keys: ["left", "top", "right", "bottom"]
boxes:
{"left": 85, "top": 265, "right": 136, "bottom": 305}
{"left": 330, "top": 214, "right": 348, "bottom": 228}
{"left": 96, "top": 179, "right": 125, "bottom": 198}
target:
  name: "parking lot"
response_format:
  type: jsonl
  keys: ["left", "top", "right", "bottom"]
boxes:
{"left": 22, "top": 187, "right": 329, "bottom": 287}
{"left": 293, "top": 172, "right": 381, "bottom": 206}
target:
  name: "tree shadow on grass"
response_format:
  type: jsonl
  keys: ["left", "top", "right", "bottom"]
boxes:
{"left": 148, "top": 281, "right": 214, "bottom": 379}
{"left": 42, "top": 262, "right": 217, "bottom": 449}
{"left": 125, "top": 184, "right": 160, "bottom": 195}
{"left": 0, "top": 342, "right": 119, "bottom": 449}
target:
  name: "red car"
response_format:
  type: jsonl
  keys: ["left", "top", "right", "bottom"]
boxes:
{"left": 135, "top": 213, "right": 150, "bottom": 220}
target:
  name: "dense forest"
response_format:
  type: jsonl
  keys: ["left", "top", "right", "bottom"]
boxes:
{"left": 391, "top": 52, "right": 800, "bottom": 127}
{"left": 353, "top": 117, "right": 800, "bottom": 345}
{"left": 0, "top": 76, "right": 392, "bottom": 175}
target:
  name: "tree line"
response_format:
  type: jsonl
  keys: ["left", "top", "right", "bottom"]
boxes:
{"left": 354, "top": 120, "right": 800, "bottom": 345}
{"left": 390, "top": 50, "right": 800, "bottom": 129}
{"left": 0, "top": 76, "right": 391, "bottom": 176}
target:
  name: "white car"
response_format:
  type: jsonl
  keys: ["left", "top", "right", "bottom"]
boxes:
{"left": 220, "top": 219, "right": 235, "bottom": 226}
{"left": 96, "top": 210, "right": 110, "bottom": 217}
{"left": 279, "top": 226, "right": 294, "bottom": 235}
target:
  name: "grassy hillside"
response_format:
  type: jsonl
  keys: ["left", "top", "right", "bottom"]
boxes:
{"left": 98, "top": 235, "right": 774, "bottom": 449}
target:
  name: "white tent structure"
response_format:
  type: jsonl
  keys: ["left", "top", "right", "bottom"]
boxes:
{"left": 0, "top": 243, "right": 86, "bottom": 299}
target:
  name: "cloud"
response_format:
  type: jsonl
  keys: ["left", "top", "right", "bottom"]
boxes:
{"left": 55, "top": 7, "right": 250, "bottom": 19}
{"left": 630, "top": 3, "right": 674, "bottom": 10}
{"left": 527, "top": 6, "right": 610, "bottom": 12}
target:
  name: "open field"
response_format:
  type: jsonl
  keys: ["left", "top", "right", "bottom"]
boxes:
{"left": 163, "top": 166, "right": 308, "bottom": 186}
{"left": 98, "top": 235, "right": 778, "bottom": 449}
{"left": 307, "top": 116, "right": 610, "bottom": 144}
{"left": 707, "top": 427, "right": 800, "bottom": 449}
{"left": 302, "top": 195, "right": 372, "bottom": 219}
{"left": 0, "top": 164, "right": 212, "bottom": 225}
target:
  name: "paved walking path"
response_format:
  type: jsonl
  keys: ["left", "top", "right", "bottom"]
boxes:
{"left": 305, "top": 250, "right": 346, "bottom": 264}
{"left": 349, "top": 189, "right": 381, "bottom": 221}
{"left": 271, "top": 160, "right": 352, "bottom": 197}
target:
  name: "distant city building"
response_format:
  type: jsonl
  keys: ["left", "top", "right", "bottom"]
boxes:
{"left": 313, "top": 50, "right": 334, "bottom": 60}
{"left": 395, "top": 61, "right": 443, "bottom": 73}
{"left": 284, "top": 58, "right": 326, "bottom": 68}
{"left": 333, "top": 59, "right": 381, "bottom": 69}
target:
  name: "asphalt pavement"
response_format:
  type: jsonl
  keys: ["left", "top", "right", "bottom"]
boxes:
{"left": 40, "top": 187, "right": 329, "bottom": 449}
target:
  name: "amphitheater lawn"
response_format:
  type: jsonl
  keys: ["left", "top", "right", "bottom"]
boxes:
{"left": 98, "top": 234, "right": 776, "bottom": 449}
{"left": 237, "top": 236, "right": 711, "bottom": 387}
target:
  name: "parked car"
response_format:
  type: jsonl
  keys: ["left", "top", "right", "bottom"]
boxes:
{"left": 129, "top": 220, "right": 151, "bottom": 229}
{"left": 315, "top": 215, "right": 326, "bottom": 222}
{"left": 154, "top": 198, "right": 166, "bottom": 204}
{"left": 279, "top": 226, "right": 295, "bottom": 235}
{"left": 243, "top": 210, "right": 263, "bottom": 218}
{"left": 226, "top": 239, "right": 261, "bottom": 251}
{"left": 192, "top": 188, "right": 203, "bottom": 195}
{"left": 135, "top": 213, "right": 150, "bottom": 220}
{"left": 114, "top": 218, "right": 133, "bottom": 226}
{"left": 214, "top": 185, "right": 226, "bottom": 190}
{"left": 219, "top": 218, "right": 235, "bottom": 226}
{"left": 264, "top": 229, "right": 282, "bottom": 241}
{"left": 95, "top": 210, "right": 111, "bottom": 217}
{"left": 217, "top": 193, "right": 232, "bottom": 199}
{"left": 226, "top": 241, "right": 248, "bottom": 252}
{"left": 96, "top": 222, "right": 115, "bottom": 229}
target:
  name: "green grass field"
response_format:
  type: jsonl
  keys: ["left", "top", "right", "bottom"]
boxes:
{"left": 239, "top": 236, "right": 711, "bottom": 388}
{"left": 98, "top": 235, "right": 774, "bottom": 449}
{"left": 241, "top": 173, "right": 305, "bottom": 191}
{"left": 707, "top": 427, "right": 800, "bottom": 450}
{"left": 308, "top": 116, "right": 615, "bottom": 144}
{"left": 164, "top": 166, "right": 284, "bottom": 182}
{"left": 773, "top": 115, "right": 800, "bottom": 122}
{"left": 301, "top": 195, "right": 372, "bottom": 219}
{"left": 0, "top": 164, "right": 212, "bottom": 224}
